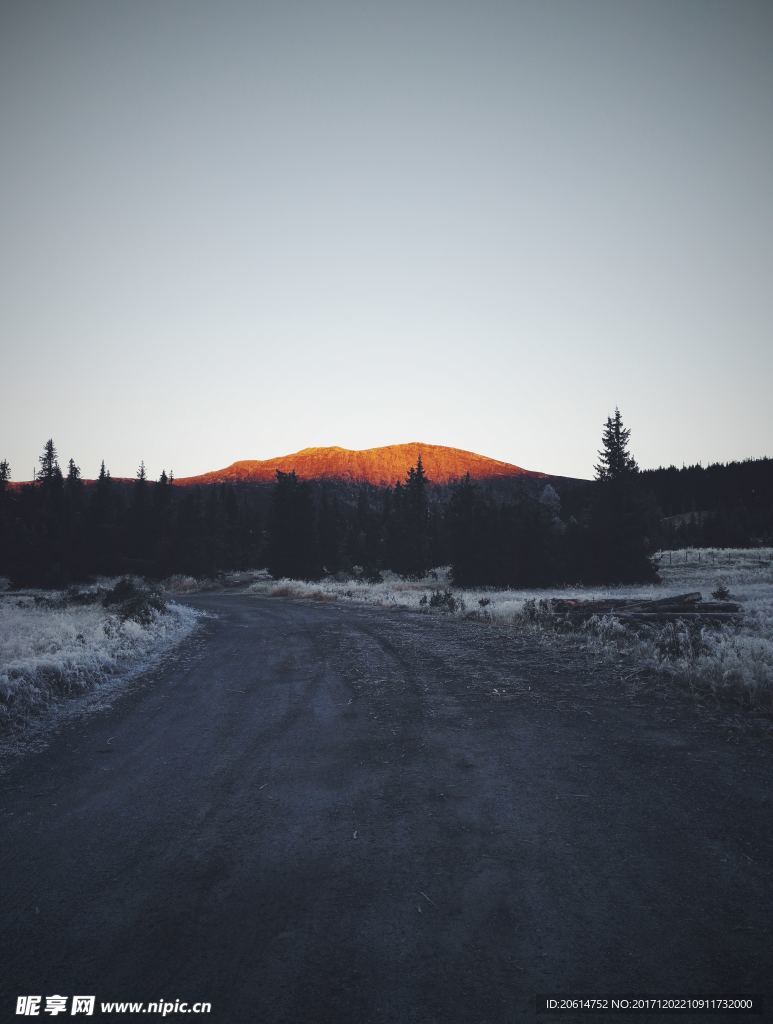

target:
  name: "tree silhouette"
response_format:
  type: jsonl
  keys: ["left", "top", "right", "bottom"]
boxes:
{"left": 390, "top": 457, "right": 431, "bottom": 576}
{"left": 66, "top": 458, "right": 81, "bottom": 484}
{"left": 266, "top": 471, "right": 320, "bottom": 580}
{"left": 595, "top": 407, "right": 638, "bottom": 481}
{"left": 589, "top": 409, "right": 656, "bottom": 582}
{"left": 37, "top": 439, "right": 61, "bottom": 485}
{"left": 448, "top": 474, "right": 484, "bottom": 585}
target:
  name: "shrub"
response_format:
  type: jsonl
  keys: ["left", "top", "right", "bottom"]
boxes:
{"left": 520, "top": 598, "right": 554, "bottom": 625}
{"left": 654, "top": 620, "right": 707, "bottom": 663}
{"left": 102, "top": 577, "right": 166, "bottom": 625}
{"left": 580, "top": 613, "right": 629, "bottom": 646}
{"left": 422, "top": 589, "right": 466, "bottom": 614}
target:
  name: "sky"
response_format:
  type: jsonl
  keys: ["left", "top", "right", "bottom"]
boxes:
{"left": 1, "top": 0, "right": 772, "bottom": 482}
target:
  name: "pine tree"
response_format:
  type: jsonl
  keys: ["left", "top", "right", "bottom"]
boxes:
{"left": 37, "top": 439, "right": 60, "bottom": 482}
{"left": 594, "top": 407, "right": 638, "bottom": 482}
{"left": 398, "top": 456, "right": 431, "bottom": 576}
{"left": 0, "top": 460, "right": 10, "bottom": 583}
{"left": 92, "top": 459, "right": 113, "bottom": 523}
{"left": 128, "top": 460, "right": 150, "bottom": 566}
{"left": 448, "top": 474, "right": 480, "bottom": 585}
{"left": 61, "top": 459, "right": 85, "bottom": 579}
{"left": 589, "top": 409, "right": 656, "bottom": 582}
{"left": 266, "top": 471, "right": 320, "bottom": 580}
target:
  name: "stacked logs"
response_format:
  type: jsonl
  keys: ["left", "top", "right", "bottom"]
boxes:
{"left": 548, "top": 592, "right": 741, "bottom": 625}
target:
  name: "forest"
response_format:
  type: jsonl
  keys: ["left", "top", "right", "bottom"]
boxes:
{"left": 1, "top": 413, "right": 771, "bottom": 589}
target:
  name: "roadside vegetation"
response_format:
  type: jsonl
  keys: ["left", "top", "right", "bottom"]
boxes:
{"left": 0, "top": 578, "right": 200, "bottom": 732}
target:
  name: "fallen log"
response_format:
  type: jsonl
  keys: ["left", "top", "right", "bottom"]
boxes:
{"left": 645, "top": 592, "right": 703, "bottom": 607}
{"left": 615, "top": 611, "right": 741, "bottom": 624}
{"left": 548, "top": 592, "right": 741, "bottom": 625}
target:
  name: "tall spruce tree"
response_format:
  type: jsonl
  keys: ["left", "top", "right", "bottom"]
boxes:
{"left": 595, "top": 407, "right": 638, "bottom": 481}
{"left": 66, "top": 458, "right": 81, "bottom": 485}
{"left": 37, "top": 439, "right": 61, "bottom": 484}
{"left": 0, "top": 460, "right": 9, "bottom": 581}
{"left": 393, "top": 456, "right": 431, "bottom": 576}
{"left": 589, "top": 408, "right": 657, "bottom": 582}
{"left": 61, "top": 459, "right": 85, "bottom": 578}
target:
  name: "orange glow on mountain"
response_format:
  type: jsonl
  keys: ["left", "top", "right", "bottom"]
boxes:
{"left": 176, "top": 443, "right": 546, "bottom": 487}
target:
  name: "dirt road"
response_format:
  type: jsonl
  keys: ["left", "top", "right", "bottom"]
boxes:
{"left": 2, "top": 594, "right": 771, "bottom": 1022}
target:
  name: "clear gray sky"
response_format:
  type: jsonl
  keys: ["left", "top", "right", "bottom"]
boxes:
{"left": 1, "top": 0, "right": 771, "bottom": 481}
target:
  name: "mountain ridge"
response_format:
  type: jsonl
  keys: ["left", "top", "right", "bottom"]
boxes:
{"left": 175, "top": 442, "right": 549, "bottom": 487}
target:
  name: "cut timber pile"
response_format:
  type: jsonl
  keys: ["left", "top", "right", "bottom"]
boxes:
{"left": 549, "top": 592, "right": 742, "bottom": 625}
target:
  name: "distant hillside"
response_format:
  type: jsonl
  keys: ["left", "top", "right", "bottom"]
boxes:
{"left": 176, "top": 443, "right": 550, "bottom": 487}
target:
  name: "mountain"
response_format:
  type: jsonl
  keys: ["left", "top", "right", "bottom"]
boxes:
{"left": 176, "top": 443, "right": 549, "bottom": 487}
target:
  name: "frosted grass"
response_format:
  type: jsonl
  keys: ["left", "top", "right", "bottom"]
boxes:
{"left": 0, "top": 593, "right": 201, "bottom": 729}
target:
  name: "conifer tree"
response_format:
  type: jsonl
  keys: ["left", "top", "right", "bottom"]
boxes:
{"left": 60, "top": 459, "right": 85, "bottom": 578}
{"left": 64, "top": 458, "right": 83, "bottom": 508}
{"left": 395, "top": 456, "right": 431, "bottom": 576}
{"left": 65, "top": 458, "right": 82, "bottom": 486}
{"left": 0, "top": 460, "right": 9, "bottom": 582}
{"left": 266, "top": 471, "right": 320, "bottom": 580}
{"left": 128, "top": 461, "right": 150, "bottom": 565}
{"left": 448, "top": 474, "right": 481, "bottom": 585}
{"left": 37, "top": 439, "right": 60, "bottom": 483}
{"left": 152, "top": 469, "right": 173, "bottom": 567}
{"left": 92, "top": 459, "right": 111, "bottom": 502}
{"left": 595, "top": 407, "right": 638, "bottom": 481}
{"left": 589, "top": 408, "right": 656, "bottom": 582}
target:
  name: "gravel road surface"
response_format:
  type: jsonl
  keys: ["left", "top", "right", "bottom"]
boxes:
{"left": 2, "top": 593, "right": 771, "bottom": 1022}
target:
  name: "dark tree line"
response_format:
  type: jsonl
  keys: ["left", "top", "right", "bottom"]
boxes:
{"left": 446, "top": 408, "right": 657, "bottom": 586}
{"left": 260, "top": 412, "right": 658, "bottom": 586}
{"left": 0, "top": 441, "right": 262, "bottom": 586}
{"left": 640, "top": 457, "right": 773, "bottom": 549}
{"left": 2, "top": 415, "right": 769, "bottom": 589}
{"left": 263, "top": 458, "right": 439, "bottom": 581}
